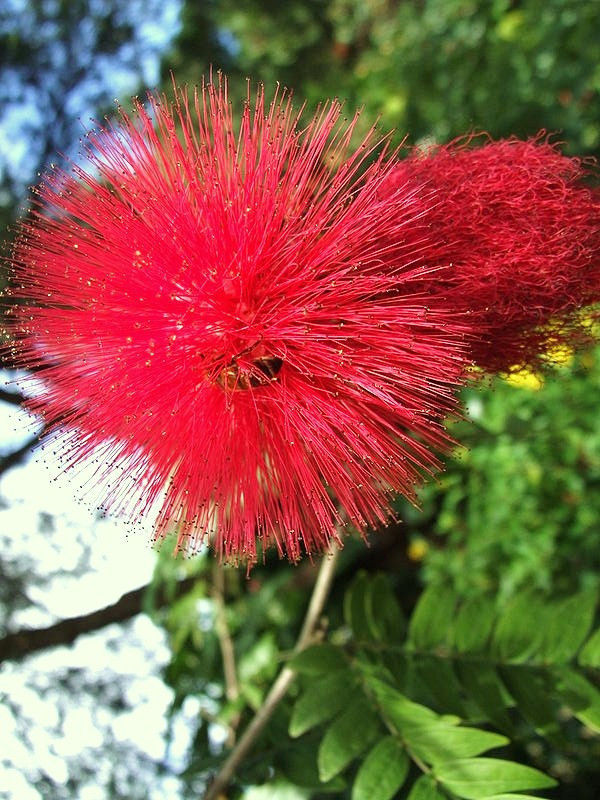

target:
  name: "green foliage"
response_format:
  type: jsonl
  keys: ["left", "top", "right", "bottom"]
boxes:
{"left": 280, "top": 573, "right": 600, "bottom": 798}
{"left": 282, "top": 573, "right": 600, "bottom": 800}
{"left": 352, "top": 737, "right": 409, "bottom": 800}
{"left": 171, "top": 0, "right": 600, "bottom": 156}
{"left": 408, "top": 348, "right": 600, "bottom": 601}
{"left": 154, "top": 563, "right": 600, "bottom": 797}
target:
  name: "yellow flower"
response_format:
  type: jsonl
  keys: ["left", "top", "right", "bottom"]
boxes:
{"left": 502, "top": 369, "right": 544, "bottom": 391}
{"left": 407, "top": 538, "right": 429, "bottom": 562}
{"left": 543, "top": 342, "right": 574, "bottom": 367}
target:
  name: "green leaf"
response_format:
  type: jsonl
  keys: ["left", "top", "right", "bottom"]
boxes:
{"left": 538, "top": 588, "right": 598, "bottom": 662}
{"left": 404, "top": 723, "right": 508, "bottom": 765}
{"left": 364, "top": 574, "right": 405, "bottom": 642}
{"left": 344, "top": 572, "right": 373, "bottom": 641}
{"left": 578, "top": 626, "right": 600, "bottom": 668}
{"left": 290, "top": 644, "right": 347, "bottom": 676}
{"left": 455, "top": 663, "right": 513, "bottom": 733}
{"left": 453, "top": 596, "right": 496, "bottom": 654}
{"left": 351, "top": 736, "right": 409, "bottom": 800}
{"left": 491, "top": 591, "right": 550, "bottom": 663}
{"left": 364, "top": 677, "right": 441, "bottom": 730}
{"left": 555, "top": 667, "right": 600, "bottom": 733}
{"left": 434, "top": 758, "right": 556, "bottom": 799}
{"left": 500, "top": 666, "right": 560, "bottom": 737}
{"left": 289, "top": 671, "right": 355, "bottom": 737}
{"left": 406, "top": 775, "right": 447, "bottom": 800}
{"left": 318, "top": 698, "right": 380, "bottom": 781}
{"left": 281, "top": 733, "right": 348, "bottom": 793}
{"left": 408, "top": 585, "right": 458, "bottom": 651}
{"left": 481, "top": 796, "right": 557, "bottom": 799}
{"left": 239, "top": 632, "right": 279, "bottom": 683}
{"left": 414, "top": 656, "right": 466, "bottom": 717}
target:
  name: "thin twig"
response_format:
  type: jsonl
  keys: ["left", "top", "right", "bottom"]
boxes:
{"left": 204, "top": 544, "right": 341, "bottom": 800}
{"left": 0, "top": 388, "right": 27, "bottom": 407}
{"left": 212, "top": 560, "right": 241, "bottom": 745}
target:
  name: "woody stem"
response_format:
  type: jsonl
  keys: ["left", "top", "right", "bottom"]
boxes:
{"left": 203, "top": 543, "right": 341, "bottom": 800}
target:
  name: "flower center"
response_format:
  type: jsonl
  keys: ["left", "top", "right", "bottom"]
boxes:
{"left": 216, "top": 356, "right": 284, "bottom": 391}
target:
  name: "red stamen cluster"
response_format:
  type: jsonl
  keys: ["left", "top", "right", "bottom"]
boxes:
{"left": 7, "top": 80, "right": 466, "bottom": 562}
{"left": 384, "top": 134, "right": 600, "bottom": 372}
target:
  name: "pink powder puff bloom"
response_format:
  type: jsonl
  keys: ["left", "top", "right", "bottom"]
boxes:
{"left": 382, "top": 134, "right": 600, "bottom": 373}
{"left": 7, "top": 78, "right": 467, "bottom": 563}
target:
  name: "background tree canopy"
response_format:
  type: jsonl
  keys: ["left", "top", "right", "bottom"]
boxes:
{"left": 1, "top": 1, "right": 600, "bottom": 799}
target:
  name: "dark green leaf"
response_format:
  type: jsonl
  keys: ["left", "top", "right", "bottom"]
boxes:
{"left": 352, "top": 736, "right": 409, "bottom": 800}
{"left": 578, "top": 626, "right": 600, "bottom": 668}
{"left": 364, "top": 574, "right": 405, "bottom": 642}
{"left": 538, "top": 588, "right": 598, "bottom": 662}
{"left": 453, "top": 596, "right": 496, "bottom": 654}
{"left": 318, "top": 698, "right": 380, "bottom": 781}
{"left": 290, "top": 644, "right": 347, "bottom": 676}
{"left": 408, "top": 585, "right": 458, "bottom": 651}
{"left": 281, "top": 732, "right": 347, "bottom": 793}
{"left": 491, "top": 591, "right": 550, "bottom": 663}
{"left": 289, "top": 671, "right": 355, "bottom": 737}
{"left": 500, "top": 666, "right": 561, "bottom": 737}
{"left": 414, "top": 656, "right": 466, "bottom": 717}
{"left": 555, "top": 667, "right": 600, "bottom": 733}
{"left": 455, "top": 663, "right": 513, "bottom": 733}
{"left": 434, "top": 758, "right": 556, "bottom": 799}
{"left": 344, "top": 572, "right": 373, "bottom": 641}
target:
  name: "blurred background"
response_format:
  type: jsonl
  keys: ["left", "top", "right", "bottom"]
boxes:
{"left": 1, "top": 1, "right": 600, "bottom": 798}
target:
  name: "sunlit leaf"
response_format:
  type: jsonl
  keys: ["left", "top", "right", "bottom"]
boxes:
{"left": 363, "top": 676, "right": 441, "bottom": 730}
{"left": 434, "top": 757, "right": 556, "bottom": 798}
{"left": 404, "top": 723, "right": 508, "bottom": 765}
{"left": 352, "top": 736, "right": 409, "bottom": 800}
{"left": 406, "top": 775, "right": 447, "bottom": 799}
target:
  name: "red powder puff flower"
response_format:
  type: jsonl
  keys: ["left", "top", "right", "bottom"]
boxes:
{"left": 7, "top": 78, "right": 467, "bottom": 563}
{"left": 383, "top": 133, "right": 600, "bottom": 373}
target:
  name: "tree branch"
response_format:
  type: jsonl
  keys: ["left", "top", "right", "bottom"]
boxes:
{"left": 0, "top": 388, "right": 27, "bottom": 407}
{"left": 0, "top": 431, "right": 43, "bottom": 476}
{"left": 0, "top": 575, "right": 198, "bottom": 664}
{"left": 204, "top": 544, "right": 341, "bottom": 800}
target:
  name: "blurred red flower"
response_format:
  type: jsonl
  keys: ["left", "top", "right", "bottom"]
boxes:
{"left": 7, "top": 79, "right": 466, "bottom": 562}
{"left": 384, "top": 134, "right": 600, "bottom": 372}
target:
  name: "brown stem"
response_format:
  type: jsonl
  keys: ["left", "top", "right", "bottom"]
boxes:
{"left": 212, "top": 560, "right": 240, "bottom": 745}
{"left": 0, "top": 576, "right": 199, "bottom": 664}
{"left": 204, "top": 544, "right": 341, "bottom": 800}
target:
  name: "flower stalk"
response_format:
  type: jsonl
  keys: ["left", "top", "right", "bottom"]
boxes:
{"left": 204, "top": 544, "right": 341, "bottom": 800}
